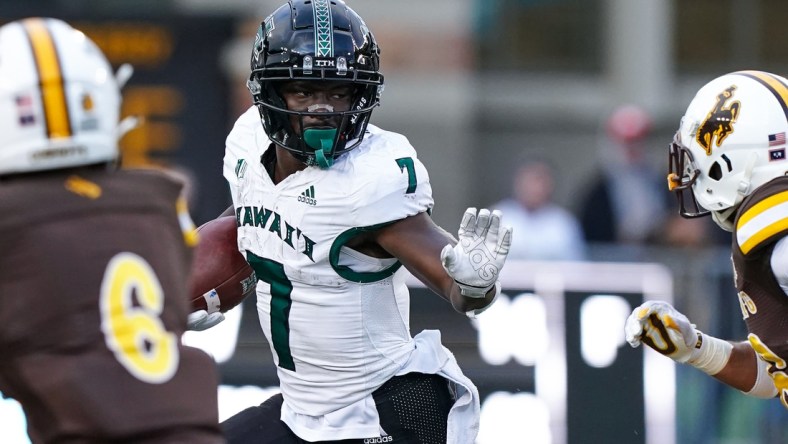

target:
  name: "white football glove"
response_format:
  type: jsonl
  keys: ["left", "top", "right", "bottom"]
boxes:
{"left": 625, "top": 300, "right": 733, "bottom": 375}
{"left": 625, "top": 300, "right": 699, "bottom": 363}
{"left": 441, "top": 207, "right": 513, "bottom": 298}
{"left": 187, "top": 309, "right": 225, "bottom": 331}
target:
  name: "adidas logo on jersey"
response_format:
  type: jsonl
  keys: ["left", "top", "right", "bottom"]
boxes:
{"left": 298, "top": 185, "right": 317, "bottom": 206}
{"left": 363, "top": 437, "right": 393, "bottom": 444}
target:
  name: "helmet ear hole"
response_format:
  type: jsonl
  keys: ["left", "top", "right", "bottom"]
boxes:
{"left": 708, "top": 162, "right": 723, "bottom": 181}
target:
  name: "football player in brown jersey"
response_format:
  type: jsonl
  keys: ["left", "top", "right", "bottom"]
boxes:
{"left": 626, "top": 70, "right": 788, "bottom": 409}
{"left": 0, "top": 18, "right": 224, "bottom": 443}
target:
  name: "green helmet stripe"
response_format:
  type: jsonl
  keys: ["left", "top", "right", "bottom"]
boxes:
{"left": 312, "top": 0, "right": 333, "bottom": 58}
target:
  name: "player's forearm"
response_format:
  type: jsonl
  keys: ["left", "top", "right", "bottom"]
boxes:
{"left": 401, "top": 262, "right": 488, "bottom": 313}
{"left": 626, "top": 303, "right": 777, "bottom": 399}
{"left": 693, "top": 338, "right": 777, "bottom": 398}
{"left": 711, "top": 341, "right": 758, "bottom": 392}
{"left": 405, "top": 265, "right": 495, "bottom": 314}
{"left": 449, "top": 284, "right": 497, "bottom": 313}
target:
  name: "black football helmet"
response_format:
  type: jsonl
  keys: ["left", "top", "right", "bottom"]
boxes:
{"left": 248, "top": 0, "right": 384, "bottom": 168}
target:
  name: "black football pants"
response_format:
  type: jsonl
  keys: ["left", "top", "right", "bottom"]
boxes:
{"left": 220, "top": 372, "right": 454, "bottom": 444}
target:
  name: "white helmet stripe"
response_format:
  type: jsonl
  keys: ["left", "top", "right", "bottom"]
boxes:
{"left": 21, "top": 18, "right": 72, "bottom": 139}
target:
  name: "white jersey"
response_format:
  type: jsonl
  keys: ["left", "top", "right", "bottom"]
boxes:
{"left": 224, "top": 107, "right": 447, "bottom": 439}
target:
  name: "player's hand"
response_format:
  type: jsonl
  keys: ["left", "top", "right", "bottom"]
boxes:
{"left": 625, "top": 300, "right": 700, "bottom": 363}
{"left": 187, "top": 309, "right": 225, "bottom": 331}
{"left": 441, "top": 207, "right": 512, "bottom": 298}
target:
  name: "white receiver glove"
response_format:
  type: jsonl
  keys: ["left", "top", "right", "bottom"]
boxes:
{"left": 625, "top": 300, "right": 732, "bottom": 375}
{"left": 187, "top": 310, "right": 225, "bottom": 331}
{"left": 441, "top": 207, "right": 513, "bottom": 298}
{"left": 625, "top": 300, "right": 699, "bottom": 363}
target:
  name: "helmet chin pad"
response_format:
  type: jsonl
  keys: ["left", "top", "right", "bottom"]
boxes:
{"left": 303, "top": 127, "right": 338, "bottom": 169}
{"left": 711, "top": 206, "right": 738, "bottom": 232}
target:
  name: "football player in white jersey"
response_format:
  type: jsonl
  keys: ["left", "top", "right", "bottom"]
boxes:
{"left": 625, "top": 71, "right": 788, "bottom": 409}
{"left": 198, "top": 1, "right": 512, "bottom": 443}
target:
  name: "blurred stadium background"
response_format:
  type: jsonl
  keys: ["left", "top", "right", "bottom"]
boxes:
{"left": 2, "top": 0, "right": 788, "bottom": 443}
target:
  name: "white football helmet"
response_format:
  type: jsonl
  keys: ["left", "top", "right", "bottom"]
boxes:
{"left": 0, "top": 18, "right": 121, "bottom": 176}
{"left": 668, "top": 70, "right": 788, "bottom": 231}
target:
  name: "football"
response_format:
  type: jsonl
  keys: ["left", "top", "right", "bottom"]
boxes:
{"left": 188, "top": 215, "right": 257, "bottom": 314}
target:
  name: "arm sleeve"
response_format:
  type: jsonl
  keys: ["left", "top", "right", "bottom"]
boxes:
{"left": 743, "top": 354, "right": 778, "bottom": 398}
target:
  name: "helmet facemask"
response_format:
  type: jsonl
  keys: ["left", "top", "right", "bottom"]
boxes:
{"left": 667, "top": 132, "right": 709, "bottom": 219}
{"left": 668, "top": 130, "right": 747, "bottom": 231}
{"left": 249, "top": 71, "right": 381, "bottom": 168}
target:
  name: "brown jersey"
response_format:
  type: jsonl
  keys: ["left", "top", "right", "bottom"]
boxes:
{"left": 732, "top": 175, "right": 788, "bottom": 408}
{"left": 0, "top": 167, "right": 224, "bottom": 443}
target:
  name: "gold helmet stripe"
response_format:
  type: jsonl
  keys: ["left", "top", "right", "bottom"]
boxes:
{"left": 736, "top": 70, "right": 788, "bottom": 122}
{"left": 22, "top": 18, "right": 72, "bottom": 139}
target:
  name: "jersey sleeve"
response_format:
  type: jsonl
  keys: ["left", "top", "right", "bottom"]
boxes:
{"left": 223, "top": 107, "right": 263, "bottom": 203}
{"left": 348, "top": 130, "right": 434, "bottom": 227}
{"left": 735, "top": 178, "right": 788, "bottom": 256}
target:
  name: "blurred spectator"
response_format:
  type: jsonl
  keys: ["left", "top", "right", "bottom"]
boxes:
{"left": 493, "top": 159, "right": 586, "bottom": 261}
{"left": 576, "top": 104, "right": 669, "bottom": 245}
{"left": 661, "top": 213, "right": 727, "bottom": 248}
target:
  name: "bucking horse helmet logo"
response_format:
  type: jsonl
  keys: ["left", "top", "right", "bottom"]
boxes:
{"left": 696, "top": 85, "right": 741, "bottom": 156}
